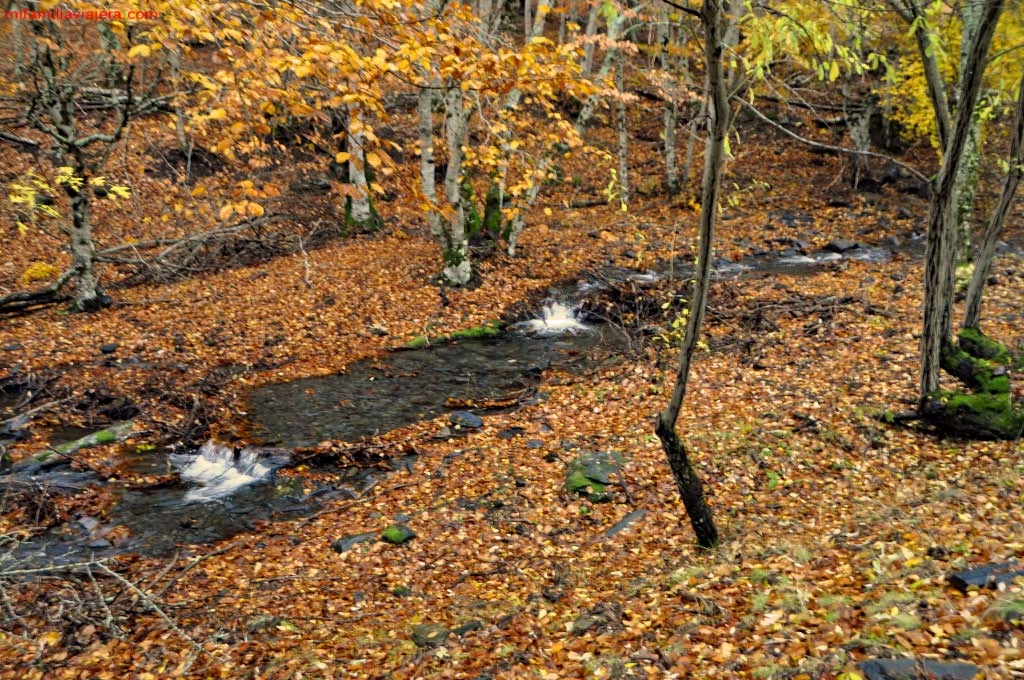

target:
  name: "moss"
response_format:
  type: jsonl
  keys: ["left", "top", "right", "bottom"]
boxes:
{"left": 404, "top": 321, "right": 502, "bottom": 348}
{"left": 381, "top": 524, "right": 416, "bottom": 545}
{"left": 941, "top": 341, "right": 1010, "bottom": 394}
{"left": 959, "top": 327, "right": 1011, "bottom": 364}
{"left": 566, "top": 470, "right": 606, "bottom": 500}
{"left": 94, "top": 429, "right": 117, "bottom": 444}
{"left": 933, "top": 391, "right": 1024, "bottom": 439}
{"left": 449, "top": 321, "right": 502, "bottom": 340}
{"left": 483, "top": 182, "right": 504, "bottom": 238}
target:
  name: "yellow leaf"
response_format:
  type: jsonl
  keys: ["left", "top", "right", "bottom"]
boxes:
{"left": 127, "top": 44, "right": 151, "bottom": 59}
{"left": 335, "top": 152, "right": 351, "bottom": 164}
{"left": 366, "top": 151, "right": 381, "bottom": 168}
{"left": 39, "top": 631, "right": 62, "bottom": 647}
{"left": 208, "top": 108, "right": 228, "bottom": 121}
{"left": 219, "top": 203, "right": 235, "bottom": 220}
{"left": 245, "top": 202, "right": 265, "bottom": 217}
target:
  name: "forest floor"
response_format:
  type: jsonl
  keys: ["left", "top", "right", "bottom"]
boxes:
{"left": 1, "top": 99, "right": 1023, "bottom": 679}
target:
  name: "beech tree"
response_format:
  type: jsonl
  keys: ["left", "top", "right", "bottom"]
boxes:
{"left": 3, "top": 4, "right": 171, "bottom": 311}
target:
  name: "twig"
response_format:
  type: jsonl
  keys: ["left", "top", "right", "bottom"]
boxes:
{"left": 151, "top": 540, "right": 241, "bottom": 601}
{"left": 94, "top": 562, "right": 216, "bottom": 660}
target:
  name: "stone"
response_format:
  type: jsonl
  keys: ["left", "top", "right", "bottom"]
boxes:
{"left": 604, "top": 509, "right": 647, "bottom": 538}
{"left": 331, "top": 532, "right": 377, "bottom": 553}
{"left": 570, "top": 601, "right": 622, "bottom": 636}
{"left": 381, "top": 523, "right": 416, "bottom": 545}
{"left": 497, "top": 426, "right": 525, "bottom": 440}
{"left": 449, "top": 411, "right": 483, "bottom": 429}
{"left": 526, "top": 439, "right": 544, "bottom": 449}
{"left": 411, "top": 622, "right": 449, "bottom": 648}
{"left": 948, "top": 561, "right": 1024, "bottom": 593}
{"left": 823, "top": 238, "right": 862, "bottom": 253}
{"left": 858, "top": 658, "right": 979, "bottom": 680}
{"left": 99, "top": 343, "right": 119, "bottom": 354}
{"left": 565, "top": 451, "right": 624, "bottom": 503}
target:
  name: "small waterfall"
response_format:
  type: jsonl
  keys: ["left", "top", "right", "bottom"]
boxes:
{"left": 170, "top": 442, "right": 278, "bottom": 503}
{"left": 517, "top": 300, "right": 590, "bottom": 336}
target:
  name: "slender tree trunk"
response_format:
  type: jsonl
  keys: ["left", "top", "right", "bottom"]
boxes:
{"left": 581, "top": 0, "right": 601, "bottom": 78}
{"left": 963, "top": 75, "right": 1024, "bottom": 329}
{"left": 505, "top": 7, "right": 624, "bottom": 256}
{"left": 441, "top": 84, "right": 471, "bottom": 285}
{"left": 345, "top": 104, "right": 381, "bottom": 231}
{"left": 955, "top": 0, "right": 984, "bottom": 263}
{"left": 918, "top": 0, "right": 1004, "bottom": 407}
{"left": 655, "top": 0, "right": 729, "bottom": 550}
{"left": 418, "top": 86, "right": 440, "bottom": 237}
{"left": 615, "top": 50, "right": 629, "bottom": 208}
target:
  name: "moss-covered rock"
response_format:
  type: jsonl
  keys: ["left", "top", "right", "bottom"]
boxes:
{"left": 565, "top": 451, "right": 623, "bottom": 503}
{"left": 404, "top": 321, "right": 503, "bottom": 348}
{"left": 927, "top": 391, "right": 1024, "bottom": 440}
{"left": 381, "top": 523, "right": 416, "bottom": 545}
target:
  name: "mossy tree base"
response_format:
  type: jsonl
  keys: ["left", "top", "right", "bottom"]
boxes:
{"left": 924, "top": 391, "right": 1023, "bottom": 440}
{"left": 924, "top": 329, "right": 1023, "bottom": 440}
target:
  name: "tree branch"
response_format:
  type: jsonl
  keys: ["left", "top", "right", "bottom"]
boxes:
{"left": 735, "top": 96, "right": 933, "bottom": 188}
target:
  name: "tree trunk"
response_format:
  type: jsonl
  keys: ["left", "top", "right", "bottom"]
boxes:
{"left": 918, "top": 0, "right": 1004, "bottom": 408}
{"left": 418, "top": 86, "right": 441, "bottom": 237}
{"left": 655, "top": 0, "right": 729, "bottom": 550}
{"left": 963, "top": 75, "right": 1024, "bottom": 329}
{"left": 345, "top": 104, "right": 381, "bottom": 232}
{"left": 615, "top": 49, "right": 629, "bottom": 209}
{"left": 67, "top": 182, "right": 105, "bottom": 311}
{"left": 440, "top": 84, "right": 471, "bottom": 286}
{"left": 954, "top": 0, "right": 984, "bottom": 264}
{"left": 505, "top": 9, "right": 625, "bottom": 256}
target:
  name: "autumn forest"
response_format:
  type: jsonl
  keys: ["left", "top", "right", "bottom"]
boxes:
{"left": 1, "top": 0, "right": 1023, "bottom": 677}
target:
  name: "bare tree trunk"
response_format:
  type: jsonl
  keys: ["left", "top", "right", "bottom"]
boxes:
{"left": 67, "top": 183, "right": 104, "bottom": 311}
{"left": 955, "top": 0, "right": 984, "bottom": 263}
{"left": 963, "top": 75, "right": 1024, "bottom": 329}
{"left": 655, "top": 0, "right": 729, "bottom": 550}
{"left": 345, "top": 104, "right": 381, "bottom": 231}
{"left": 581, "top": 0, "right": 601, "bottom": 78}
{"left": 918, "top": 0, "right": 1004, "bottom": 407}
{"left": 440, "top": 84, "right": 472, "bottom": 285}
{"left": 615, "top": 50, "right": 629, "bottom": 208}
{"left": 505, "top": 6, "right": 623, "bottom": 256}
{"left": 418, "top": 86, "right": 441, "bottom": 237}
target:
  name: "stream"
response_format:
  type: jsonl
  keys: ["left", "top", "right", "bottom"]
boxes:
{"left": 5, "top": 229, "right": 1021, "bottom": 564}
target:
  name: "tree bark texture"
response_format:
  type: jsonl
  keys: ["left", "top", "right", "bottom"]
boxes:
{"left": 655, "top": 0, "right": 729, "bottom": 550}
{"left": 918, "top": 0, "right": 1004, "bottom": 408}
{"left": 963, "top": 75, "right": 1024, "bottom": 329}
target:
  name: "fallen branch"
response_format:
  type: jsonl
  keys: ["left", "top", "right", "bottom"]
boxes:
{"left": 735, "top": 97, "right": 932, "bottom": 189}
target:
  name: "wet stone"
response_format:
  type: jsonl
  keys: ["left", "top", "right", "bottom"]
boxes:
{"left": 858, "top": 658, "right": 979, "bottom": 680}
{"left": 948, "top": 561, "right": 1024, "bottom": 593}
{"left": 331, "top": 532, "right": 377, "bottom": 553}
{"left": 450, "top": 411, "right": 483, "bottom": 429}
{"left": 823, "top": 238, "right": 862, "bottom": 253}
{"left": 411, "top": 622, "right": 449, "bottom": 648}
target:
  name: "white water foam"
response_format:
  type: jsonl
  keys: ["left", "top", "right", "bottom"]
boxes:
{"left": 170, "top": 441, "right": 273, "bottom": 503}
{"left": 517, "top": 301, "right": 591, "bottom": 336}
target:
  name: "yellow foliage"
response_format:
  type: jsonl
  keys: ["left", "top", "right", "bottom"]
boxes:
{"left": 20, "top": 261, "right": 61, "bottom": 286}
